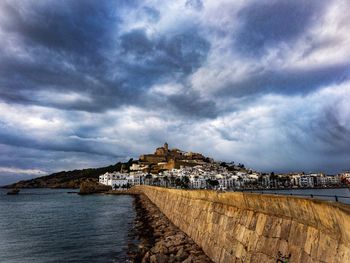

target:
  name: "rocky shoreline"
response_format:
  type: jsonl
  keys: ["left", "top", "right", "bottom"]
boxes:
{"left": 128, "top": 194, "right": 212, "bottom": 263}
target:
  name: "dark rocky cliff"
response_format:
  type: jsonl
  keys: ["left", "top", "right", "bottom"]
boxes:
{"left": 3, "top": 159, "right": 133, "bottom": 189}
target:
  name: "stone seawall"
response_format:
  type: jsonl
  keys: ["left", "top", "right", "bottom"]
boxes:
{"left": 134, "top": 186, "right": 350, "bottom": 263}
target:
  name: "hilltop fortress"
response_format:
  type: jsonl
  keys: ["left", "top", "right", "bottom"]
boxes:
{"left": 137, "top": 143, "right": 210, "bottom": 174}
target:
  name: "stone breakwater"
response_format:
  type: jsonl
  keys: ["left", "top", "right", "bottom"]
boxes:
{"left": 134, "top": 186, "right": 350, "bottom": 263}
{"left": 129, "top": 194, "right": 212, "bottom": 263}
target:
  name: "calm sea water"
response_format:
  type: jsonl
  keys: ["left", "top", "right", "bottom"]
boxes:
{"left": 248, "top": 188, "right": 350, "bottom": 204}
{"left": 0, "top": 189, "right": 135, "bottom": 263}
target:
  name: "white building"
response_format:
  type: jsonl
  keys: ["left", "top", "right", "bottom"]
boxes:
{"left": 217, "top": 176, "right": 236, "bottom": 189}
{"left": 130, "top": 163, "right": 149, "bottom": 174}
{"left": 99, "top": 172, "right": 130, "bottom": 189}
{"left": 326, "top": 175, "right": 340, "bottom": 185}
{"left": 128, "top": 171, "right": 146, "bottom": 185}
{"left": 189, "top": 175, "right": 207, "bottom": 189}
{"left": 299, "top": 175, "right": 315, "bottom": 187}
{"left": 316, "top": 176, "right": 327, "bottom": 186}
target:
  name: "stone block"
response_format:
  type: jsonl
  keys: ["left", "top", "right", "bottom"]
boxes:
{"left": 277, "top": 239, "right": 289, "bottom": 256}
{"left": 316, "top": 232, "right": 337, "bottom": 262}
{"left": 235, "top": 242, "right": 248, "bottom": 261}
{"left": 239, "top": 210, "right": 254, "bottom": 228}
{"left": 228, "top": 239, "right": 239, "bottom": 256}
{"left": 219, "top": 249, "right": 235, "bottom": 263}
{"left": 280, "top": 218, "right": 292, "bottom": 240}
{"left": 241, "top": 228, "right": 253, "bottom": 248}
{"left": 238, "top": 210, "right": 248, "bottom": 226}
{"left": 288, "top": 244, "right": 303, "bottom": 263}
{"left": 336, "top": 243, "right": 350, "bottom": 263}
{"left": 248, "top": 212, "right": 258, "bottom": 230}
{"left": 255, "top": 213, "right": 267, "bottom": 236}
{"left": 288, "top": 221, "right": 307, "bottom": 248}
{"left": 268, "top": 217, "right": 283, "bottom": 238}
{"left": 246, "top": 232, "right": 259, "bottom": 252}
{"left": 262, "top": 216, "right": 276, "bottom": 237}
{"left": 250, "top": 252, "right": 275, "bottom": 263}
{"left": 300, "top": 251, "right": 315, "bottom": 263}
{"left": 255, "top": 235, "right": 279, "bottom": 257}
{"left": 212, "top": 211, "right": 221, "bottom": 224}
{"left": 304, "top": 226, "right": 319, "bottom": 258}
{"left": 234, "top": 224, "right": 247, "bottom": 244}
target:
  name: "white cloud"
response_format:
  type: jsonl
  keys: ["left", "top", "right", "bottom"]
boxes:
{"left": 149, "top": 83, "right": 184, "bottom": 96}
{"left": 0, "top": 166, "right": 46, "bottom": 175}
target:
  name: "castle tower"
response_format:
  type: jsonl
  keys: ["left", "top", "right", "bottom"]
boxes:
{"left": 164, "top": 142, "right": 169, "bottom": 151}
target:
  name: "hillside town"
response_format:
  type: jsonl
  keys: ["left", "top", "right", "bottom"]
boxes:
{"left": 99, "top": 143, "right": 350, "bottom": 190}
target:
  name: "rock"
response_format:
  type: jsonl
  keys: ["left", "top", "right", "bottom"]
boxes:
{"left": 149, "top": 255, "right": 157, "bottom": 263}
{"left": 149, "top": 253, "right": 168, "bottom": 263}
{"left": 173, "top": 239, "right": 185, "bottom": 247}
{"left": 194, "top": 255, "right": 211, "bottom": 262}
{"left": 176, "top": 247, "right": 189, "bottom": 261}
{"left": 189, "top": 249, "right": 203, "bottom": 256}
{"left": 164, "top": 240, "right": 174, "bottom": 248}
{"left": 168, "top": 245, "right": 179, "bottom": 254}
{"left": 182, "top": 255, "right": 195, "bottom": 263}
{"left": 141, "top": 251, "right": 150, "bottom": 263}
{"left": 131, "top": 194, "right": 213, "bottom": 263}
{"left": 79, "top": 181, "right": 111, "bottom": 194}
{"left": 157, "top": 254, "right": 169, "bottom": 263}
{"left": 168, "top": 254, "right": 176, "bottom": 263}
{"left": 151, "top": 241, "right": 169, "bottom": 255}
{"left": 154, "top": 231, "right": 163, "bottom": 238}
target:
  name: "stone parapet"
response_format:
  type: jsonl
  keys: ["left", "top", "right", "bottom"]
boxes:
{"left": 133, "top": 186, "right": 350, "bottom": 263}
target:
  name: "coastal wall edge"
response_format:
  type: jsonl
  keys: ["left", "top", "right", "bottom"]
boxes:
{"left": 134, "top": 186, "right": 350, "bottom": 263}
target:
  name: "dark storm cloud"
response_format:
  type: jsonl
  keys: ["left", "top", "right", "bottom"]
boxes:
{"left": 217, "top": 63, "right": 350, "bottom": 97}
{"left": 120, "top": 29, "right": 154, "bottom": 55}
{"left": 0, "top": 0, "right": 211, "bottom": 116}
{"left": 0, "top": 0, "right": 128, "bottom": 111}
{"left": 167, "top": 93, "right": 218, "bottom": 119}
{"left": 119, "top": 29, "right": 210, "bottom": 84}
{"left": 235, "top": 0, "right": 325, "bottom": 56}
{"left": 0, "top": 128, "right": 122, "bottom": 158}
{"left": 0, "top": 0, "right": 120, "bottom": 56}
{"left": 311, "top": 108, "right": 350, "bottom": 153}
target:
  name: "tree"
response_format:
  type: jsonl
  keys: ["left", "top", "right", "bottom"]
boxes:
{"left": 153, "top": 177, "right": 160, "bottom": 186}
{"left": 163, "top": 176, "right": 169, "bottom": 188}
{"left": 220, "top": 162, "right": 228, "bottom": 168}
{"left": 270, "top": 172, "right": 278, "bottom": 188}
{"left": 175, "top": 178, "right": 182, "bottom": 188}
{"left": 181, "top": 176, "right": 190, "bottom": 189}
{"left": 280, "top": 176, "right": 291, "bottom": 187}
{"left": 145, "top": 174, "right": 152, "bottom": 185}
{"left": 169, "top": 175, "right": 176, "bottom": 187}
{"left": 238, "top": 163, "right": 245, "bottom": 169}
{"left": 206, "top": 179, "right": 219, "bottom": 189}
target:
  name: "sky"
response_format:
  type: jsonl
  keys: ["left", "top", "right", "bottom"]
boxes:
{"left": 0, "top": 0, "right": 350, "bottom": 185}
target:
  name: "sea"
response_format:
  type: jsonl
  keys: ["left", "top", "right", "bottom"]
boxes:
{"left": 247, "top": 187, "right": 350, "bottom": 205}
{"left": 1, "top": 188, "right": 349, "bottom": 263}
{"left": 0, "top": 188, "right": 136, "bottom": 263}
